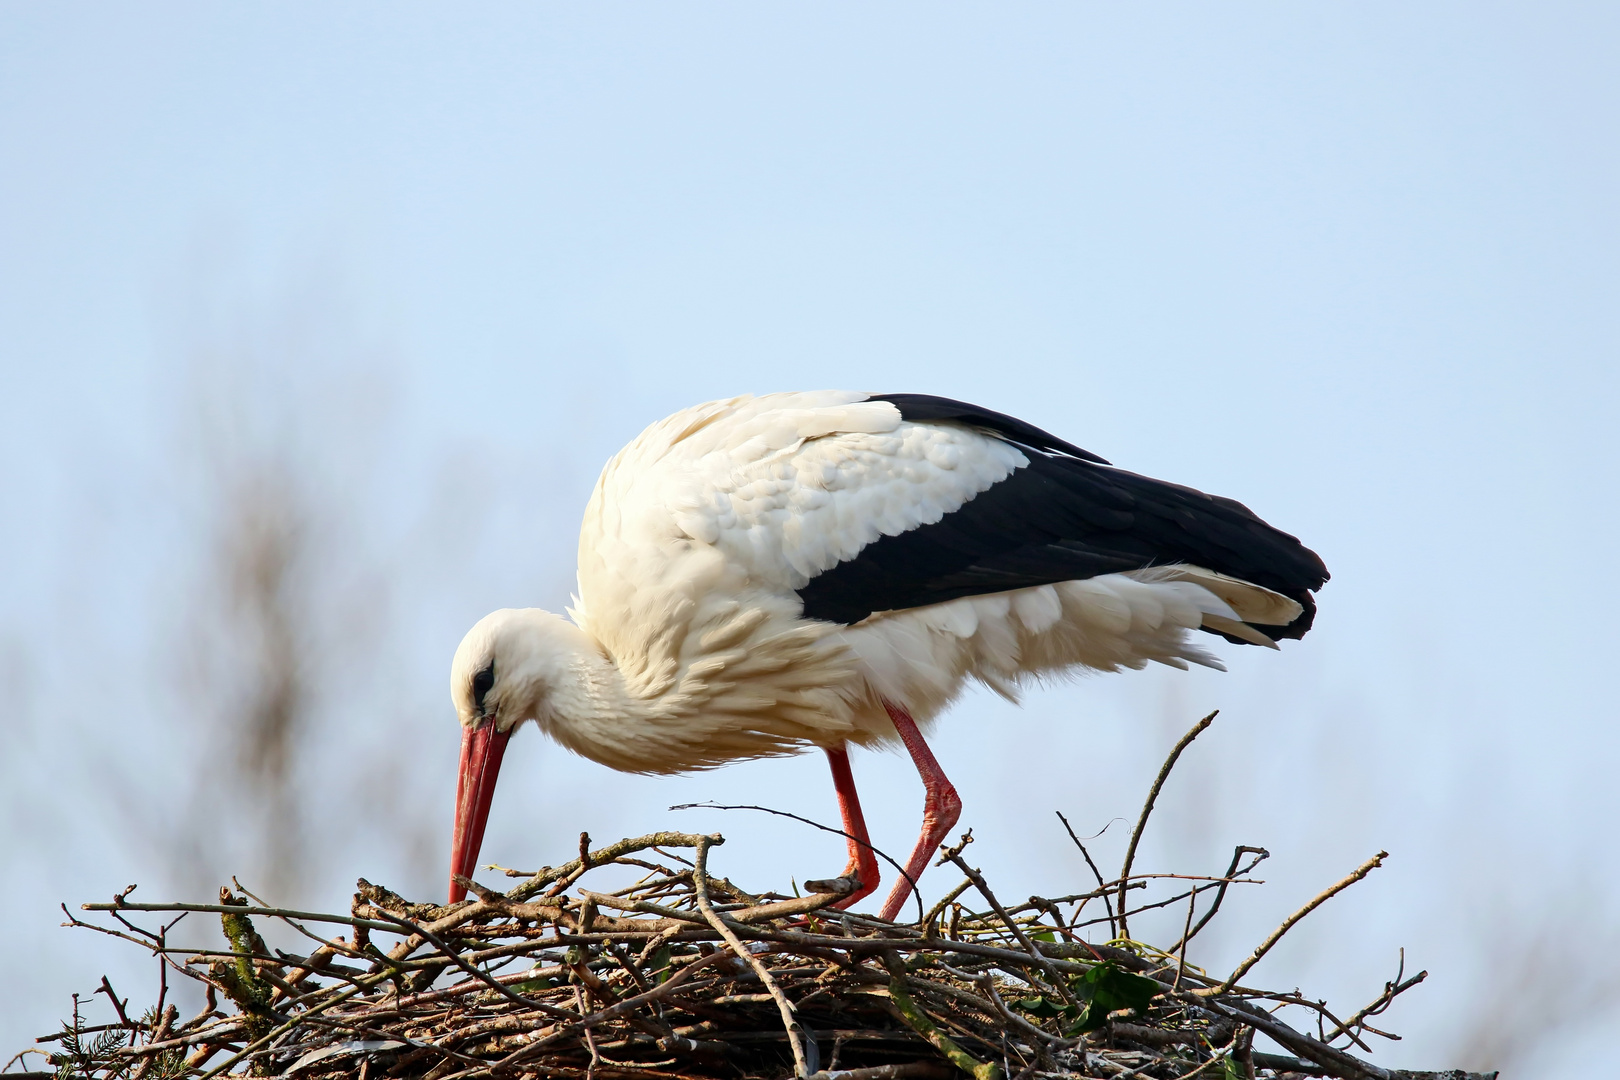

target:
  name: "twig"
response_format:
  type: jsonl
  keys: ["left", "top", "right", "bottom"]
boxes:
{"left": 82, "top": 900, "right": 400, "bottom": 934}
{"left": 1166, "top": 846, "right": 1270, "bottom": 956}
{"left": 196, "top": 980, "right": 376, "bottom": 1080}
{"left": 940, "top": 844, "right": 1075, "bottom": 1007}
{"left": 880, "top": 952, "right": 1001, "bottom": 1080}
{"left": 574, "top": 983, "right": 602, "bottom": 1079}
{"left": 1055, "top": 811, "right": 1117, "bottom": 940}
{"left": 95, "top": 976, "right": 133, "bottom": 1029}
{"left": 920, "top": 879, "right": 974, "bottom": 939}
{"left": 671, "top": 801, "right": 921, "bottom": 922}
{"left": 1174, "top": 887, "right": 1197, "bottom": 991}
{"left": 804, "top": 1066, "right": 952, "bottom": 1080}
{"left": 1117, "top": 710, "right": 1217, "bottom": 940}
{"left": 1322, "top": 949, "right": 1428, "bottom": 1046}
{"left": 506, "top": 832, "right": 714, "bottom": 902}
{"left": 1168, "top": 1032, "right": 1244, "bottom": 1080}
{"left": 1208, "top": 852, "right": 1388, "bottom": 996}
{"left": 1183, "top": 992, "right": 1380, "bottom": 1080}
{"left": 366, "top": 905, "right": 581, "bottom": 1021}
{"left": 692, "top": 834, "right": 814, "bottom": 1078}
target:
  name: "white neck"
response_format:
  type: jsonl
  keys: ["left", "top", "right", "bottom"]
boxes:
{"left": 455, "top": 603, "right": 855, "bottom": 776}
{"left": 460, "top": 609, "right": 659, "bottom": 773}
{"left": 531, "top": 631, "right": 652, "bottom": 769}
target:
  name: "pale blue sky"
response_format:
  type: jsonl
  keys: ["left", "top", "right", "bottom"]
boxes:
{"left": 2, "top": 5, "right": 1616, "bottom": 1072}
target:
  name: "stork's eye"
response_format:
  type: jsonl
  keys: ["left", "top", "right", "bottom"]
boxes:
{"left": 471, "top": 662, "right": 495, "bottom": 713}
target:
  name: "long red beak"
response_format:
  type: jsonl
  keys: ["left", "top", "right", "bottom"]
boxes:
{"left": 449, "top": 723, "right": 511, "bottom": 903}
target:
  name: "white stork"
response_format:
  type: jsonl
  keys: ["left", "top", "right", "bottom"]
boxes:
{"left": 448, "top": 391, "right": 1328, "bottom": 920}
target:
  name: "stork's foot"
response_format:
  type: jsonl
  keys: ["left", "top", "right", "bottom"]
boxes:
{"left": 824, "top": 745, "right": 881, "bottom": 911}
{"left": 824, "top": 839, "right": 881, "bottom": 911}
{"left": 791, "top": 875, "right": 870, "bottom": 930}
{"left": 803, "top": 874, "right": 862, "bottom": 897}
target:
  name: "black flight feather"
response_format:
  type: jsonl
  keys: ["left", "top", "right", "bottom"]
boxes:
{"left": 797, "top": 394, "right": 1329, "bottom": 643}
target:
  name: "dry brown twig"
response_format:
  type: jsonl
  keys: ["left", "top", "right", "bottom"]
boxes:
{"left": 1116, "top": 710, "right": 1217, "bottom": 942}
{"left": 1207, "top": 852, "right": 1390, "bottom": 997}
{"left": 25, "top": 718, "right": 1496, "bottom": 1080}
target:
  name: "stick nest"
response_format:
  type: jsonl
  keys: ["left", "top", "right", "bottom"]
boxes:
{"left": 21, "top": 718, "right": 1496, "bottom": 1080}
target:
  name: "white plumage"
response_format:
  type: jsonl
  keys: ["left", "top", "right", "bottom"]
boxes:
{"left": 447, "top": 391, "right": 1327, "bottom": 920}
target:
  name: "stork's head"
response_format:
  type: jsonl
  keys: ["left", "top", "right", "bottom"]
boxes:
{"left": 447, "top": 607, "right": 593, "bottom": 903}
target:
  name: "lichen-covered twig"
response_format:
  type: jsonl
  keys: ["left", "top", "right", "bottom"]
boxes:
{"left": 881, "top": 952, "right": 1001, "bottom": 1080}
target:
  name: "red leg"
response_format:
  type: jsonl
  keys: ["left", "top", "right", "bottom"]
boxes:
{"left": 878, "top": 700, "right": 962, "bottom": 923}
{"left": 823, "top": 745, "right": 880, "bottom": 909}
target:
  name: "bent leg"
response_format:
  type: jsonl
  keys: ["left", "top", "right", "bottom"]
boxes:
{"left": 824, "top": 744, "right": 880, "bottom": 910}
{"left": 877, "top": 700, "right": 963, "bottom": 923}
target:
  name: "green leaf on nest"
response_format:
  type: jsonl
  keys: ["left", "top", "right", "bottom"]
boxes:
{"left": 1064, "top": 961, "right": 1163, "bottom": 1034}
{"left": 1012, "top": 995, "right": 1071, "bottom": 1020}
{"left": 649, "top": 944, "right": 674, "bottom": 984}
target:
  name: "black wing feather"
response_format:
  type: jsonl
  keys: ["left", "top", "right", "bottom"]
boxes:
{"left": 868, "top": 393, "right": 1112, "bottom": 464}
{"left": 797, "top": 394, "right": 1329, "bottom": 642}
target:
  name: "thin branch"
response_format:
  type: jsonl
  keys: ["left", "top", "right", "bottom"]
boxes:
{"left": 1055, "top": 810, "right": 1117, "bottom": 940}
{"left": 1166, "top": 845, "right": 1270, "bottom": 956}
{"left": 1207, "top": 851, "right": 1389, "bottom": 996}
{"left": 692, "top": 834, "right": 813, "bottom": 1078}
{"left": 1322, "top": 948, "right": 1428, "bottom": 1046}
{"left": 1117, "top": 710, "right": 1216, "bottom": 941}
{"left": 671, "top": 801, "right": 922, "bottom": 923}
{"left": 362, "top": 906, "right": 581, "bottom": 1022}
{"left": 940, "top": 843, "right": 1075, "bottom": 1007}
